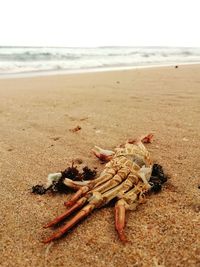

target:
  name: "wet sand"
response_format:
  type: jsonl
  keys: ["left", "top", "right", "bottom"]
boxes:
{"left": 0, "top": 65, "right": 200, "bottom": 267}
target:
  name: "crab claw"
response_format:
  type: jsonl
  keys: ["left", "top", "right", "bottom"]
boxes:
{"left": 92, "top": 146, "right": 114, "bottom": 162}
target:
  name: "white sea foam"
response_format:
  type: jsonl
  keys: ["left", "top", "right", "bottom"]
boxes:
{"left": 0, "top": 46, "right": 200, "bottom": 75}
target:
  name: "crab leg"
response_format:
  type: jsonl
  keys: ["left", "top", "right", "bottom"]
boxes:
{"left": 43, "top": 175, "right": 135, "bottom": 243}
{"left": 64, "top": 167, "right": 118, "bottom": 207}
{"left": 92, "top": 167, "right": 118, "bottom": 188}
{"left": 43, "top": 202, "right": 96, "bottom": 243}
{"left": 64, "top": 185, "right": 90, "bottom": 207}
{"left": 115, "top": 199, "right": 127, "bottom": 242}
{"left": 43, "top": 173, "right": 145, "bottom": 243}
{"left": 44, "top": 197, "right": 87, "bottom": 228}
{"left": 92, "top": 167, "right": 130, "bottom": 194}
{"left": 43, "top": 192, "right": 105, "bottom": 244}
{"left": 92, "top": 146, "right": 114, "bottom": 161}
{"left": 114, "top": 180, "right": 151, "bottom": 241}
{"left": 98, "top": 172, "right": 139, "bottom": 206}
{"left": 63, "top": 178, "right": 91, "bottom": 190}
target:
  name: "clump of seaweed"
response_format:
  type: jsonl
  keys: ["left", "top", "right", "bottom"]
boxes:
{"left": 61, "top": 164, "right": 97, "bottom": 181}
{"left": 82, "top": 166, "right": 97, "bottom": 180}
{"left": 32, "top": 185, "right": 48, "bottom": 195}
{"left": 149, "top": 164, "right": 168, "bottom": 193}
{"left": 32, "top": 163, "right": 97, "bottom": 195}
{"left": 61, "top": 163, "right": 81, "bottom": 181}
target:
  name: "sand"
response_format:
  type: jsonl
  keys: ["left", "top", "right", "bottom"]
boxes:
{"left": 0, "top": 65, "right": 200, "bottom": 267}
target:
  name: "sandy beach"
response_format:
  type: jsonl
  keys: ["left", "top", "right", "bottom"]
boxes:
{"left": 0, "top": 65, "right": 200, "bottom": 267}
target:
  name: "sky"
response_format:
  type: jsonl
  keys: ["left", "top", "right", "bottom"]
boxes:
{"left": 0, "top": 0, "right": 200, "bottom": 47}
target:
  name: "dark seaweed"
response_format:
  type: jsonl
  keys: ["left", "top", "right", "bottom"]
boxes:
{"left": 51, "top": 178, "right": 70, "bottom": 193}
{"left": 61, "top": 164, "right": 81, "bottom": 181}
{"left": 61, "top": 164, "right": 96, "bottom": 181}
{"left": 149, "top": 164, "right": 168, "bottom": 193}
{"left": 32, "top": 164, "right": 97, "bottom": 195}
{"left": 82, "top": 166, "right": 97, "bottom": 180}
{"left": 32, "top": 185, "right": 48, "bottom": 195}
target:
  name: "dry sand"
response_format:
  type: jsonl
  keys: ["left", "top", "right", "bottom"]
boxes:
{"left": 0, "top": 65, "right": 200, "bottom": 267}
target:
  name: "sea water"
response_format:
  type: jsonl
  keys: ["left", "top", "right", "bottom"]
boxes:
{"left": 0, "top": 46, "right": 200, "bottom": 75}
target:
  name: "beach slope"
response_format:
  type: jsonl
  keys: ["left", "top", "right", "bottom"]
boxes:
{"left": 0, "top": 65, "right": 200, "bottom": 267}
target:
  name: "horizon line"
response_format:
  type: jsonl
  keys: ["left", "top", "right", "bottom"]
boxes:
{"left": 1, "top": 45, "right": 200, "bottom": 49}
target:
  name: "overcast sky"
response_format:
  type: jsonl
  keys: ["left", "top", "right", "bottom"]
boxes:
{"left": 0, "top": 0, "right": 200, "bottom": 47}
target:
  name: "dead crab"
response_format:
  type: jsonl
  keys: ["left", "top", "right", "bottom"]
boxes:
{"left": 41, "top": 134, "right": 164, "bottom": 243}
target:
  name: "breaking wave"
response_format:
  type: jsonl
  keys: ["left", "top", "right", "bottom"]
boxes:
{"left": 0, "top": 46, "right": 200, "bottom": 74}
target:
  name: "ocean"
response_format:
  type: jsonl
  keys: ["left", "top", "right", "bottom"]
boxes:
{"left": 0, "top": 46, "right": 200, "bottom": 76}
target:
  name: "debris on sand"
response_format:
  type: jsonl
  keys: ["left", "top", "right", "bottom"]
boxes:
{"left": 69, "top": 125, "right": 81, "bottom": 132}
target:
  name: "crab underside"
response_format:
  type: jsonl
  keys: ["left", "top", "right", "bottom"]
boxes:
{"left": 32, "top": 134, "right": 167, "bottom": 243}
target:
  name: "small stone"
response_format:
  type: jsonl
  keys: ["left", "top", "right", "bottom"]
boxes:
{"left": 182, "top": 137, "right": 189, "bottom": 142}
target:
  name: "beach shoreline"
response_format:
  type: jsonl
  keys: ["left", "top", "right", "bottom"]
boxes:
{"left": 1, "top": 46, "right": 200, "bottom": 78}
{"left": 0, "top": 65, "right": 200, "bottom": 267}
{"left": 0, "top": 61, "right": 200, "bottom": 79}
